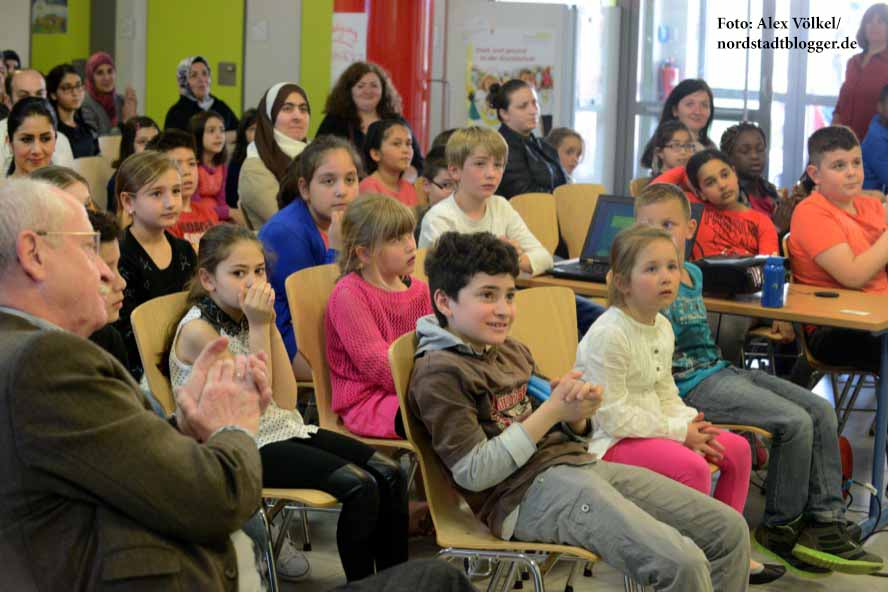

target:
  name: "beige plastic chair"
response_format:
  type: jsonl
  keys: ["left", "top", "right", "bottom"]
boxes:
{"left": 509, "top": 192, "right": 559, "bottom": 255}
{"left": 131, "top": 291, "right": 338, "bottom": 556}
{"left": 510, "top": 286, "right": 577, "bottom": 379}
{"left": 629, "top": 177, "right": 651, "bottom": 197}
{"left": 412, "top": 247, "right": 428, "bottom": 283}
{"left": 553, "top": 183, "right": 606, "bottom": 258}
{"left": 98, "top": 135, "right": 121, "bottom": 167}
{"left": 286, "top": 263, "right": 414, "bottom": 453}
{"left": 72, "top": 156, "right": 114, "bottom": 211}
{"left": 389, "top": 332, "right": 646, "bottom": 592}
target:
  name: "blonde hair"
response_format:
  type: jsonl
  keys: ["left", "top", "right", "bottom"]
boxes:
{"left": 114, "top": 150, "right": 178, "bottom": 227}
{"left": 445, "top": 126, "right": 508, "bottom": 169}
{"left": 338, "top": 194, "right": 415, "bottom": 277}
{"left": 634, "top": 182, "right": 692, "bottom": 221}
{"left": 608, "top": 224, "right": 677, "bottom": 308}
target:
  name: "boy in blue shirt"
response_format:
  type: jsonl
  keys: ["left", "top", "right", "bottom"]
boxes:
{"left": 635, "top": 182, "right": 883, "bottom": 578}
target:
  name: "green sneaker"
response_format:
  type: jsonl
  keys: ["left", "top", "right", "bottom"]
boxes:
{"left": 793, "top": 520, "right": 884, "bottom": 575}
{"left": 752, "top": 519, "right": 832, "bottom": 579}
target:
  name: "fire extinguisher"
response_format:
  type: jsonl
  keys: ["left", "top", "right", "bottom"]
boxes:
{"left": 659, "top": 58, "right": 679, "bottom": 101}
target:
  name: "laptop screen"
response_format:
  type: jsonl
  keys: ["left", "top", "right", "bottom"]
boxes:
{"left": 580, "top": 195, "right": 636, "bottom": 260}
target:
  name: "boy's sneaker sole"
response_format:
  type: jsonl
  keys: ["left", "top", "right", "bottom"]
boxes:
{"left": 792, "top": 544, "right": 883, "bottom": 575}
{"left": 752, "top": 537, "right": 832, "bottom": 579}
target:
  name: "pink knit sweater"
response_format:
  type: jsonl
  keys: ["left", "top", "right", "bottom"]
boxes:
{"left": 325, "top": 272, "right": 432, "bottom": 438}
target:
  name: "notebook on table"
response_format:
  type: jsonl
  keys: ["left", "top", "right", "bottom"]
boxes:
{"left": 550, "top": 195, "right": 635, "bottom": 282}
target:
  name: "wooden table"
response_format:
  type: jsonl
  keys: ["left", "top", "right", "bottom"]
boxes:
{"left": 519, "top": 275, "right": 888, "bottom": 532}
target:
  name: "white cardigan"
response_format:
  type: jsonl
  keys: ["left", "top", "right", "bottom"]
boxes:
{"left": 574, "top": 306, "right": 698, "bottom": 458}
{"left": 418, "top": 194, "right": 554, "bottom": 276}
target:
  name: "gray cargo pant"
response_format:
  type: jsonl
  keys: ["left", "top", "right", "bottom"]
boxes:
{"left": 514, "top": 461, "right": 750, "bottom": 592}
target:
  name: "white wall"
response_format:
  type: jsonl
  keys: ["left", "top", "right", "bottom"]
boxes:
{"left": 115, "top": 0, "right": 147, "bottom": 111}
{"left": 1, "top": 2, "right": 31, "bottom": 68}
{"left": 244, "top": 0, "right": 302, "bottom": 111}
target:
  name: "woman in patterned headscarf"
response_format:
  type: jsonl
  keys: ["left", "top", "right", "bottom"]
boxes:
{"left": 163, "top": 56, "right": 238, "bottom": 137}
{"left": 80, "top": 51, "right": 137, "bottom": 135}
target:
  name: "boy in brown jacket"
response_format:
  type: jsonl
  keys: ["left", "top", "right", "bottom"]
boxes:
{"left": 408, "top": 231, "right": 750, "bottom": 591}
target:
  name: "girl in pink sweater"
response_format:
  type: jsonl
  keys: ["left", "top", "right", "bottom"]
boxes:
{"left": 326, "top": 193, "right": 432, "bottom": 438}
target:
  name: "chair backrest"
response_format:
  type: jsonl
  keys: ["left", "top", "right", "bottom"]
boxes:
{"left": 98, "top": 135, "right": 121, "bottom": 167}
{"left": 389, "top": 332, "right": 497, "bottom": 540}
{"left": 72, "top": 156, "right": 114, "bottom": 211}
{"left": 131, "top": 291, "right": 188, "bottom": 413}
{"left": 412, "top": 247, "right": 428, "bottom": 283}
{"left": 509, "top": 192, "right": 559, "bottom": 255}
{"left": 414, "top": 178, "right": 429, "bottom": 206}
{"left": 286, "top": 263, "right": 341, "bottom": 430}
{"left": 782, "top": 233, "right": 790, "bottom": 265}
{"left": 510, "top": 287, "right": 578, "bottom": 379}
{"left": 629, "top": 176, "right": 650, "bottom": 197}
{"left": 553, "top": 183, "right": 606, "bottom": 258}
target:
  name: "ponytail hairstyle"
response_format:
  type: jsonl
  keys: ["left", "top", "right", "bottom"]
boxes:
{"left": 115, "top": 116, "right": 160, "bottom": 168}
{"left": 486, "top": 79, "right": 532, "bottom": 122}
{"left": 276, "top": 134, "right": 363, "bottom": 209}
{"left": 641, "top": 120, "right": 691, "bottom": 171}
{"left": 161, "top": 223, "right": 264, "bottom": 375}
{"left": 685, "top": 148, "right": 734, "bottom": 193}
{"left": 6, "top": 97, "right": 57, "bottom": 176}
{"left": 608, "top": 224, "right": 677, "bottom": 308}
{"left": 362, "top": 116, "right": 411, "bottom": 175}
{"left": 189, "top": 110, "right": 227, "bottom": 167}
{"left": 337, "top": 193, "right": 416, "bottom": 278}
{"left": 114, "top": 150, "right": 178, "bottom": 226}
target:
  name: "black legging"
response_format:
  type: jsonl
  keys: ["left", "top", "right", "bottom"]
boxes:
{"left": 260, "top": 429, "right": 409, "bottom": 581}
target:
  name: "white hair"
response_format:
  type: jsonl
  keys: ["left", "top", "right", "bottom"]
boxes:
{"left": 0, "top": 179, "right": 72, "bottom": 277}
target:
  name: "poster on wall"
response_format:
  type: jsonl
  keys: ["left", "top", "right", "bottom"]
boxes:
{"left": 31, "top": 0, "right": 68, "bottom": 34}
{"left": 464, "top": 27, "right": 556, "bottom": 133}
{"left": 331, "top": 12, "right": 368, "bottom": 86}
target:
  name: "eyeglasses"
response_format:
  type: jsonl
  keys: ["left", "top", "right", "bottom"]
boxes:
{"left": 430, "top": 179, "right": 456, "bottom": 192}
{"left": 664, "top": 142, "right": 696, "bottom": 152}
{"left": 58, "top": 82, "right": 84, "bottom": 93}
{"left": 36, "top": 230, "right": 101, "bottom": 259}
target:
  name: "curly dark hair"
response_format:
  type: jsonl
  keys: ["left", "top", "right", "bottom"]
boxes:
{"left": 425, "top": 231, "right": 519, "bottom": 327}
{"left": 324, "top": 61, "right": 403, "bottom": 123}
{"left": 719, "top": 122, "right": 767, "bottom": 156}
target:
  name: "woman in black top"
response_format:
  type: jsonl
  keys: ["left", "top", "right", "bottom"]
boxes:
{"left": 164, "top": 56, "right": 238, "bottom": 136}
{"left": 489, "top": 79, "right": 567, "bottom": 199}
{"left": 317, "top": 61, "right": 423, "bottom": 173}
{"left": 46, "top": 64, "right": 99, "bottom": 158}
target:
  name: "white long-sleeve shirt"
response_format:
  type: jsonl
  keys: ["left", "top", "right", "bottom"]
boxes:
{"left": 574, "top": 306, "right": 698, "bottom": 458}
{"left": 418, "top": 194, "right": 554, "bottom": 276}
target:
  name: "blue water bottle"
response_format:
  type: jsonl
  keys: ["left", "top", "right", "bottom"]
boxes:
{"left": 761, "top": 257, "right": 786, "bottom": 308}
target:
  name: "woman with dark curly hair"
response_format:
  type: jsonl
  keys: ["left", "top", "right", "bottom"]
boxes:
{"left": 317, "top": 61, "right": 423, "bottom": 173}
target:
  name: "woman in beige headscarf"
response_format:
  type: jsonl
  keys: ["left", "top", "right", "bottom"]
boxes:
{"left": 238, "top": 82, "right": 311, "bottom": 229}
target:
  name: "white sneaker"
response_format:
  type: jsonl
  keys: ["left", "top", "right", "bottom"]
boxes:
{"left": 276, "top": 538, "right": 311, "bottom": 581}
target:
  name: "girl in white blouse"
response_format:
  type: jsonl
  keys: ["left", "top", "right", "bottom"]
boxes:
{"left": 575, "top": 225, "right": 781, "bottom": 584}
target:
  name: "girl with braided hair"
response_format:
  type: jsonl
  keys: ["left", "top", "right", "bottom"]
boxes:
{"left": 720, "top": 122, "right": 782, "bottom": 221}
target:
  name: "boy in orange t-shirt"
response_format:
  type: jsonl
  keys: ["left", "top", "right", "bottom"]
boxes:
{"left": 789, "top": 125, "right": 888, "bottom": 372}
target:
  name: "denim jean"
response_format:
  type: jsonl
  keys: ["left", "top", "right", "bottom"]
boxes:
{"left": 576, "top": 295, "right": 605, "bottom": 339}
{"left": 683, "top": 366, "right": 844, "bottom": 526}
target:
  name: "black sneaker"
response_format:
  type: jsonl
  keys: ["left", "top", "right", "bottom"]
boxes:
{"left": 793, "top": 520, "right": 884, "bottom": 574}
{"left": 752, "top": 519, "right": 832, "bottom": 579}
{"left": 845, "top": 520, "right": 863, "bottom": 544}
{"left": 749, "top": 563, "right": 785, "bottom": 585}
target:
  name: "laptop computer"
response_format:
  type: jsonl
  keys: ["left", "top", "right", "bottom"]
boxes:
{"left": 550, "top": 195, "right": 636, "bottom": 282}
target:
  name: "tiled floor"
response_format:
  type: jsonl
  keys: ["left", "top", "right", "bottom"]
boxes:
{"left": 280, "top": 376, "right": 888, "bottom": 591}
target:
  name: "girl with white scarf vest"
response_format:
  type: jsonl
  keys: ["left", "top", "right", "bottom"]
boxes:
{"left": 238, "top": 82, "right": 311, "bottom": 229}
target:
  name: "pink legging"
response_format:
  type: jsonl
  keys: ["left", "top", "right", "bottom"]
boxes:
{"left": 602, "top": 432, "right": 752, "bottom": 514}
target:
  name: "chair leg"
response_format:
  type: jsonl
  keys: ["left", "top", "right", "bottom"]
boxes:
{"left": 564, "top": 559, "right": 582, "bottom": 592}
{"left": 272, "top": 507, "right": 296, "bottom": 560}
{"left": 837, "top": 374, "right": 866, "bottom": 435}
{"left": 485, "top": 560, "right": 507, "bottom": 592}
{"left": 299, "top": 507, "right": 313, "bottom": 551}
